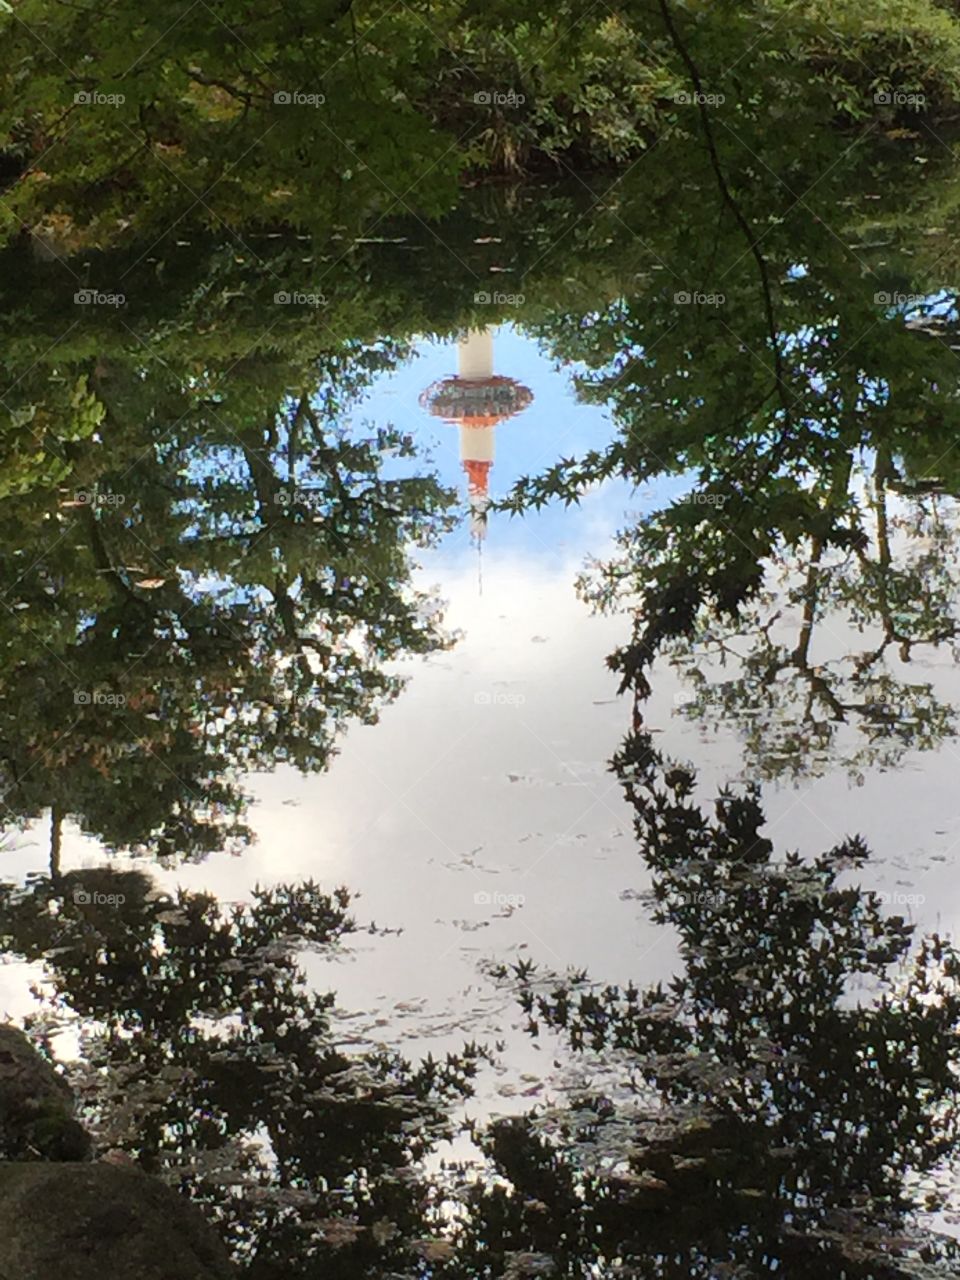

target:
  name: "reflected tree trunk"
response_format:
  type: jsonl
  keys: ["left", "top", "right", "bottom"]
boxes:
{"left": 50, "top": 803, "right": 63, "bottom": 886}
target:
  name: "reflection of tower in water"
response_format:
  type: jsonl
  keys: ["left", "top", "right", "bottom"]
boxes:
{"left": 420, "top": 327, "right": 533, "bottom": 542}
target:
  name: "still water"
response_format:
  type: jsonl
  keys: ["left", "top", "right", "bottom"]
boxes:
{"left": 5, "top": 115, "right": 960, "bottom": 1275}
{"left": 5, "top": 325, "right": 958, "bottom": 1055}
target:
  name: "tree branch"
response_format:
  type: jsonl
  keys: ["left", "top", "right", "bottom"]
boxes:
{"left": 657, "top": 0, "right": 791, "bottom": 426}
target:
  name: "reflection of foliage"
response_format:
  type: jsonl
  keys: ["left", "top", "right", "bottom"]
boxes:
{"left": 663, "top": 457, "right": 960, "bottom": 781}
{"left": 490, "top": 24, "right": 960, "bottom": 780}
{"left": 445, "top": 730, "right": 960, "bottom": 1278}
{"left": 5, "top": 5, "right": 960, "bottom": 1272}
{"left": 0, "top": 869, "right": 483, "bottom": 1279}
{"left": 0, "top": 349, "right": 456, "bottom": 861}
{"left": 6, "top": 752, "right": 960, "bottom": 1277}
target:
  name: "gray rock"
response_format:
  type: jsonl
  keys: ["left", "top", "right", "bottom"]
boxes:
{"left": 0, "top": 1162, "right": 236, "bottom": 1280}
{"left": 0, "top": 1026, "right": 89, "bottom": 1160}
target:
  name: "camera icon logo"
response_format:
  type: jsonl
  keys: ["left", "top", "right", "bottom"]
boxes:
{"left": 73, "top": 91, "right": 92, "bottom": 105}
{"left": 74, "top": 289, "right": 95, "bottom": 304}
{"left": 474, "top": 891, "right": 492, "bottom": 905}
{"left": 274, "top": 490, "right": 291, "bottom": 504}
{"left": 674, "top": 291, "right": 691, "bottom": 304}
{"left": 874, "top": 91, "right": 892, "bottom": 105}
{"left": 674, "top": 91, "right": 691, "bottom": 105}
{"left": 874, "top": 291, "right": 891, "bottom": 305}
{"left": 273, "top": 90, "right": 292, "bottom": 104}
{"left": 73, "top": 888, "right": 90, "bottom": 904}
{"left": 473, "top": 291, "right": 491, "bottom": 304}
{"left": 274, "top": 291, "right": 291, "bottom": 304}
{"left": 74, "top": 689, "right": 91, "bottom": 705}
{"left": 473, "top": 91, "right": 491, "bottom": 105}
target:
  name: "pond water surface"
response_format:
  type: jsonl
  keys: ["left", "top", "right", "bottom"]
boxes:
{"left": 5, "top": 111, "right": 960, "bottom": 1279}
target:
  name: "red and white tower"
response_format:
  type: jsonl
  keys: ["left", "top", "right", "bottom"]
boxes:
{"left": 420, "top": 327, "right": 533, "bottom": 541}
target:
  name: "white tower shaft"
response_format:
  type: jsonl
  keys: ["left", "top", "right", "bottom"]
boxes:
{"left": 459, "top": 423, "right": 496, "bottom": 467}
{"left": 457, "top": 328, "right": 494, "bottom": 380}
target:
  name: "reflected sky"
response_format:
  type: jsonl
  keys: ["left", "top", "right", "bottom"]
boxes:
{"left": 3, "top": 326, "right": 960, "bottom": 1119}
{"left": 361, "top": 323, "right": 642, "bottom": 562}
